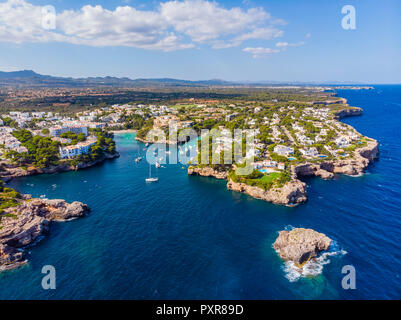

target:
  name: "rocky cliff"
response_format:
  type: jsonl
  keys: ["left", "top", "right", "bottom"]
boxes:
{"left": 188, "top": 166, "right": 307, "bottom": 206}
{"left": 188, "top": 166, "right": 228, "bottom": 180}
{"left": 334, "top": 107, "right": 363, "bottom": 119}
{"left": 188, "top": 138, "right": 378, "bottom": 206}
{"left": 273, "top": 228, "right": 331, "bottom": 266}
{"left": 227, "top": 179, "right": 307, "bottom": 206}
{"left": 136, "top": 136, "right": 186, "bottom": 145}
{"left": 0, "top": 197, "right": 90, "bottom": 271}
{"left": 294, "top": 139, "right": 379, "bottom": 178}
{"left": 0, "top": 152, "right": 119, "bottom": 182}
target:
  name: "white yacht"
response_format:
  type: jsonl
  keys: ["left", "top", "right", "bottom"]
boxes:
{"left": 146, "top": 164, "right": 159, "bottom": 182}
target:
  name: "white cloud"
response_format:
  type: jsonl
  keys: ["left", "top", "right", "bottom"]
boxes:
{"left": 276, "top": 41, "right": 305, "bottom": 48}
{"left": 0, "top": 0, "right": 67, "bottom": 43}
{"left": 0, "top": 0, "right": 285, "bottom": 51}
{"left": 160, "top": 0, "right": 274, "bottom": 43}
{"left": 56, "top": 5, "right": 193, "bottom": 50}
{"left": 274, "top": 41, "right": 305, "bottom": 52}
{"left": 235, "top": 27, "right": 284, "bottom": 42}
{"left": 243, "top": 47, "right": 280, "bottom": 58}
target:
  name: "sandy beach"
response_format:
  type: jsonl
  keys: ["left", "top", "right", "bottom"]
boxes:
{"left": 110, "top": 129, "right": 137, "bottom": 134}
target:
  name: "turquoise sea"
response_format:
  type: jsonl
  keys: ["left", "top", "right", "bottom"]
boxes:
{"left": 1, "top": 85, "right": 401, "bottom": 299}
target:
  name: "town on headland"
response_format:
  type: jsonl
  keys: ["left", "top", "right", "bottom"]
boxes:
{"left": 0, "top": 84, "right": 378, "bottom": 271}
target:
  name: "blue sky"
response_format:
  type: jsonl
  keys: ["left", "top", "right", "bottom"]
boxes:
{"left": 0, "top": 0, "right": 400, "bottom": 83}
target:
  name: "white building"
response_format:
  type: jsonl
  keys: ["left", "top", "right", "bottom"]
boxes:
{"left": 79, "top": 115, "right": 97, "bottom": 122}
{"left": 59, "top": 138, "right": 97, "bottom": 159}
{"left": 300, "top": 147, "right": 319, "bottom": 158}
{"left": 49, "top": 125, "right": 88, "bottom": 137}
{"left": 335, "top": 136, "right": 350, "bottom": 148}
{"left": 273, "top": 145, "right": 294, "bottom": 156}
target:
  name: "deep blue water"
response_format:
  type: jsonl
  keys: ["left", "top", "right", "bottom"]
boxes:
{"left": 1, "top": 85, "right": 401, "bottom": 299}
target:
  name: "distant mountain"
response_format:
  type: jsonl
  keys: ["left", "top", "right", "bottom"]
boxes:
{"left": 0, "top": 70, "right": 239, "bottom": 88}
{"left": 0, "top": 70, "right": 371, "bottom": 88}
{"left": 0, "top": 70, "right": 46, "bottom": 79}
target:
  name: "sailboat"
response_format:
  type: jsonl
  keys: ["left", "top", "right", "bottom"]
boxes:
{"left": 134, "top": 145, "right": 142, "bottom": 163}
{"left": 145, "top": 163, "right": 158, "bottom": 182}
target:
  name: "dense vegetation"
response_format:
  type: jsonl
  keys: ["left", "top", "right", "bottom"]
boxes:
{"left": 69, "top": 129, "right": 117, "bottom": 166}
{"left": 60, "top": 131, "right": 86, "bottom": 144}
{"left": 3, "top": 128, "right": 117, "bottom": 168}
{"left": 0, "top": 86, "right": 340, "bottom": 113}
{"left": 7, "top": 129, "right": 60, "bottom": 167}
{"left": 0, "top": 180, "right": 21, "bottom": 216}
{"left": 228, "top": 169, "right": 291, "bottom": 190}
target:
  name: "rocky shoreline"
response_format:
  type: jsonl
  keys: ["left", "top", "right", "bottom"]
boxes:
{"left": 0, "top": 196, "right": 90, "bottom": 271}
{"left": 188, "top": 166, "right": 228, "bottom": 180}
{"left": 0, "top": 152, "right": 119, "bottom": 182}
{"left": 294, "top": 139, "right": 379, "bottom": 179}
{"left": 227, "top": 179, "right": 307, "bottom": 206}
{"left": 135, "top": 136, "right": 189, "bottom": 145}
{"left": 273, "top": 228, "right": 332, "bottom": 266}
{"left": 188, "top": 138, "right": 378, "bottom": 206}
{"left": 334, "top": 107, "right": 363, "bottom": 119}
{"left": 0, "top": 151, "right": 117, "bottom": 272}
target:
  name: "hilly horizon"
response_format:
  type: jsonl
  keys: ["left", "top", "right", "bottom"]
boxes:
{"left": 0, "top": 70, "right": 239, "bottom": 87}
{"left": 0, "top": 70, "right": 377, "bottom": 88}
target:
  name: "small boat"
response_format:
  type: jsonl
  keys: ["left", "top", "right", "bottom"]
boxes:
{"left": 146, "top": 164, "right": 158, "bottom": 182}
{"left": 135, "top": 157, "right": 142, "bottom": 163}
{"left": 155, "top": 162, "right": 160, "bottom": 168}
{"left": 145, "top": 143, "right": 149, "bottom": 147}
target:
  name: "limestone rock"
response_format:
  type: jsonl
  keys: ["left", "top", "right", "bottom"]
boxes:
{"left": 334, "top": 107, "right": 363, "bottom": 119}
{"left": 0, "top": 152, "right": 119, "bottom": 182}
{"left": 273, "top": 228, "right": 331, "bottom": 266}
{"left": 0, "top": 198, "right": 90, "bottom": 271}
{"left": 294, "top": 138, "right": 379, "bottom": 178}
{"left": 188, "top": 166, "right": 228, "bottom": 180}
{"left": 227, "top": 179, "right": 307, "bottom": 206}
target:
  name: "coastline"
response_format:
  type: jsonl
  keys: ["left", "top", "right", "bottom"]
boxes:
{"left": 135, "top": 135, "right": 189, "bottom": 145}
{"left": 0, "top": 196, "right": 90, "bottom": 271}
{"left": 188, "top": 104, "right": 379, "bottom": 206}
{"left": 110, "top": 129, "right": 137, "bottom": 134}
{"left": 0, "top": 152, "right": 120, "bottom": 183}
{"left": 0, "top": 149, "right": 118, "bottom": 272}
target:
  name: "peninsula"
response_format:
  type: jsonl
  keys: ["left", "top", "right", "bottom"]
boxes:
{"left": 0, "top": 86, "right": 379, "bottom": 208}
{"left": 0, "top": 84, "right": 379, "bottom": 271}
{"left": 0, "top": 182, "right": 90, "bottom": 271}
{"left": 0, "top": 116, "right": 119, "bottom": 182}
{"left": 183, "top": 91, "right": 378, "bottom": 206}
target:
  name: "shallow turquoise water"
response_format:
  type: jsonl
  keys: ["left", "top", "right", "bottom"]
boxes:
{"left": 1, "top": 85, "right": 401, "bottom": 299}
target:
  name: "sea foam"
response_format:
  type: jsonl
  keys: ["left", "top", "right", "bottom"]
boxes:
{"left": 282, "top": 240, "right": 347, "bottom": 282}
